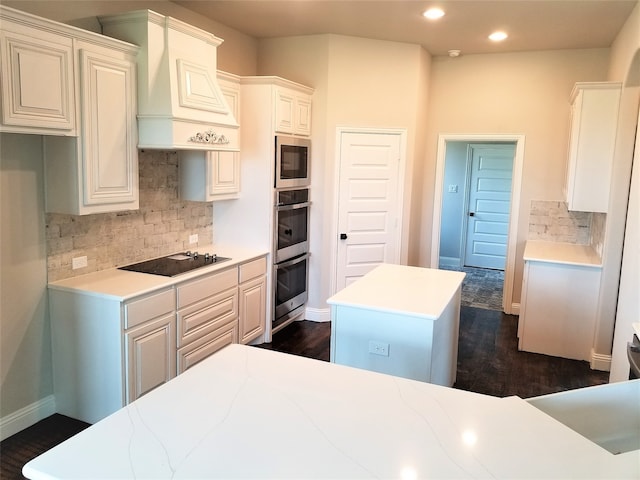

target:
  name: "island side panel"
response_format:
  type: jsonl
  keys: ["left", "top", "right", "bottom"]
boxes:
{"left": 331, "top": 305, "right": 435, "bottom": 382}
{"left": 50, "top": 289, "right": 124, "bottom": 423}
{"left": 428, "top": 287, "right": 461, "bottom": 387}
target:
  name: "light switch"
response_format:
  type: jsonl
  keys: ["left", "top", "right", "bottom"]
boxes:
{"left": 448, "top": 184, "right": 458, "bottom": 193}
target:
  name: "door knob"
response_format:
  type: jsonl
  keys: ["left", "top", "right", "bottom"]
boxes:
{"left": 340, "top": 233, "right": 348, "bottom": 240}
{"left": 469, "top": 212, "right": 475, "bottom": 217}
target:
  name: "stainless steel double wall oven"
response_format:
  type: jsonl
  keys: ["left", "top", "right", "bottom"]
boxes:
{"left": 273, "top": 136, "right": 311, "bottom": 332}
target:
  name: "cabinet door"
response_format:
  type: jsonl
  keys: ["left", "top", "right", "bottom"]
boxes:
{"left": 275, "top": 88, "right": 296, "bottom": 134}
{"left": 0, "top": 26, "right": 75, "bottom": 134}
{"left": 207, "top": 151, "right": 240, "bottom": 198}
{"left": 79, "top": 47, "right": 138, "bottom": 208}
{"left": 125, "top": 313, "right": 176, "bottom": 403}
{"left": 239, "top": 275, "right": 266, "bottom": 344}
{"left": 564, "top": 83, "right": 620, "bottom": 213}
{"left": 295, "top": 95, "right": 312, "bottom": 136}
{"left": 275, "top": 88, "right": 312, "bottom": 136}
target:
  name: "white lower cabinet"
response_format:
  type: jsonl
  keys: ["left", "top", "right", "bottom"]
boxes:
{"left": 238, "top": 257, "right": 267, "bottom": 344}
{"left": 125, "top": 312, "right": 176, "bottom": 402}
{"left": 50, "top": 256, "right": 267, "bottom": 424}
{"left": 518, "top": 260, "right": 601, "bottom": 362}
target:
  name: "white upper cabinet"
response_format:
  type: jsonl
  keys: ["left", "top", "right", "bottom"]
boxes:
{"left": 564, "top": 82, "right": 621, "bottom": 213}
{"left": 0, "top": 5, "right": 139, "bottom": 215}
{"left": 275, "top": 86, "right": 312, "bottom": 136}
{"left": 0, "top": 6, "right": 76, "bottom": 135}
{"left": 179, "top": 72, "right": 241, "bottom": 201}
{"left": 44, "top": 32, "right": 139, "bottom": 215}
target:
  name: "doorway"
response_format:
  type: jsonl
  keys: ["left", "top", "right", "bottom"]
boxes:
{"left": 431, "top": 134, "right": 525, "bottom": 314}
{"left": 333, "top": 128, "right": 406, "bottom": 292}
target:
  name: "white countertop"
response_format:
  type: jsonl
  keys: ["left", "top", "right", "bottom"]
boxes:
{"left": 523, "top": 240, "right": 602, "bottom": 267}
{"left": 327, "top": 263, "right": 465, "bottom": 320}
{"left": 48, "top": 245, "right": 269, "bottom": 301}
{"left": 23, "top": 344, "right": 639, "bottom": 479}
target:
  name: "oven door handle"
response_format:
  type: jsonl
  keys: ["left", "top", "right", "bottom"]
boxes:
{"left": 274, "top": 253, "right": 310, "bottom": 269}
{"left": 275, "top": 201, "right": 311, "bottom": 211}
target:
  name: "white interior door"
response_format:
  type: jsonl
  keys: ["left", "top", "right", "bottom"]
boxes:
{"left": 464, "top": 144, "right": 514, "bottom": 270}
{"left": 335, "top": 131, "right": 403, "bottom": 291}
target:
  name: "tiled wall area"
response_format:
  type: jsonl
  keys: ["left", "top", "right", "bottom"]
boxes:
{"left": 47, "top": 150, "right": 213, "bottom": 282}
{"left": 527, "top": 200, "right": 606, "bottom": 249}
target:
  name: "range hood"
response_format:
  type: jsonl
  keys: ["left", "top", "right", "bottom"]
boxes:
{"left": 99, "top": 10, "right": 239, "bottom": 152}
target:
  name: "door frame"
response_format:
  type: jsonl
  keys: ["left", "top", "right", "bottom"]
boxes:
{"left": 431, "top": 134, "right": 525, "bottom": 314}
{"left": 331, "top": 126, "right": 408, "bottom": 296}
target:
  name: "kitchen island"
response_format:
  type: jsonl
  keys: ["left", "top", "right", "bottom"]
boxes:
{"left": 23, "top": 344, "right": 639, "bottom": 479}
{"left": 328, "top": 264, "right": 465, "bottom": 386}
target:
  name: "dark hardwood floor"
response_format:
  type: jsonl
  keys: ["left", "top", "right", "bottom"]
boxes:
{"left": 1, "top": 306, "right": 609, "bottom": 479}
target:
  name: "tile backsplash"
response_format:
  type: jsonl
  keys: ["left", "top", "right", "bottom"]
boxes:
{"left": 46, "top": 150, "right": 212, "bottom": 282}
{"left": 527, "top": 200, "right": 606, "bottom": 250}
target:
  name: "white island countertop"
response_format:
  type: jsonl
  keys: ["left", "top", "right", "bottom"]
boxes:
{"left": 23, "top": 344, "right": 639, "bottom": 479}
{"left": 523, "top": 240, "right": 602, "bottom": 267}
{"left": 47, "top": 245, "right": 268, "bottom": 301}
{"left": 327, "top": 263, "right": 466, "bottom": 320}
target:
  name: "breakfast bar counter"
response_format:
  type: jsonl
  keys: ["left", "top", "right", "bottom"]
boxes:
{"left": 327, "top": 264, "right": 465, "bottom": 385}
{"left": 23, "top": 344, "right": 639, "bottom": 479}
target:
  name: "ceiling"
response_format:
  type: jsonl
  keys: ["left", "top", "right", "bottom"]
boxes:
{"left": 172, "top": 0, "right": 637, "bottom": 56}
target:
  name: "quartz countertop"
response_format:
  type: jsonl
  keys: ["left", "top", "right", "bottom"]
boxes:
{"left": 48, "top": 245, "right": 268, "bottom": 301}
{"left": 523, "top": 240, "right": 602, "bottom": 267}
{"left": 23, "top": 344, "right": 639, "bottom": 479}
{"left": 327, "top": 263, "right": 465, "bottom": 320}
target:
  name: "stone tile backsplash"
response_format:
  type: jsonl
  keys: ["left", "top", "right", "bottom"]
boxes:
{"left": 527, "top": 200, "right": 592, "bottom": 244}
{"left": 47, "top": 150, "right": 213, "bottom": 282}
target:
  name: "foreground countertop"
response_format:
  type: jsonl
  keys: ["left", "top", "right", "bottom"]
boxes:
{"left": 327, "top": 263, "right": 465, "bottom": 320}
{"left": 48, "top": 245, "right": 268, "bottom": 301}
{"left": 523, "top": 240, "right": 602, "bottom": 267}
{"left": 23, "top": 344, "right": 639, "bottom": 479}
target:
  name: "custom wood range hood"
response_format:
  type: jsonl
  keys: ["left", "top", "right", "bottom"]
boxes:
{"left": 99, "top": 10, "right": 239, "bottom": 152}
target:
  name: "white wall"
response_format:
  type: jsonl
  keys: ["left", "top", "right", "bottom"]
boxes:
{"left": 422, "top": 48, "right": 611, "bottom": 308}
{"left": 607, "top": 0, "right": 640, "bottom": 381}
{"left": 0, "top": 134, "right": 52, "bottom": 422}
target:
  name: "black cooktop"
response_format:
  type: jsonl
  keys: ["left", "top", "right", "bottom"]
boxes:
{"left": 119, "top": 252, "right": 230, "bottom": 277}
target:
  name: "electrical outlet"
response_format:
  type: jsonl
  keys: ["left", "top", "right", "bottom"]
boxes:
{"left": 368, "top": 340, "right": 389, "bottom": 357}
{"left": 189, "top": 234, "right": 198, "bottom": 244}
{"left": 72, "top": 256, "right": 88, "bottom": 270}
{"left": 448, "top": 184, "right": 458, "bottom": 193}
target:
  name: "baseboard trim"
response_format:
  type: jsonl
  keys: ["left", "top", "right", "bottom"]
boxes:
{"left": 590, "top": 350, "right": 612, "bottom": 371}
{"left": 0, "top": 395, "right": 56, "bottom": 441}
{"left": 304, "top": 307, "right": 331, "bottom": 322}
{"left": 509, "top": 303, "right": 520, "bottom": 316}
{"left": 439, "top": 256, "right": 461, "bottom": 269}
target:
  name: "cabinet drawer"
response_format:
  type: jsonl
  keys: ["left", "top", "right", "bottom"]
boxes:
{"left": 125, "top": 288, "right": 175, "bottom": 329}
{"left": 239, "top": 257, "right": 267, "bottom": 283}
{"left": 177, "top": 267, "right": 238, "bottom": 309}
{"left": 177, "top": 322, "right": 237, "bottom": 374}
{"left": 177, "top": 289, "right": 238, "bottom": 348}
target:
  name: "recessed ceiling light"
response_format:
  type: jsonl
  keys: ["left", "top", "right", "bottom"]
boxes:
{"left": 489, "top": 31, "right": 508, "bottom": 42}
{"left": 423, "top": 8, "right": 445, "bottom": 20}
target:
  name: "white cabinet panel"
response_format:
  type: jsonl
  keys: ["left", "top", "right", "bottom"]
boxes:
{"left": 79, "top": 48, "right": 137, "bottom": 207}
{"left": 0, "top": 11, "right": 76, "bottom": 134}
{"left": 564, "top": 82, "right": 621, "bottom": 213}
{"left": 275, "top": 87, "right": 312, "bottom": 136}
{"left": 125, "top": 313, "right": 176, "bottom": 402}
{"left": 519, "top": 260, "right": 601, "bottom": 361}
